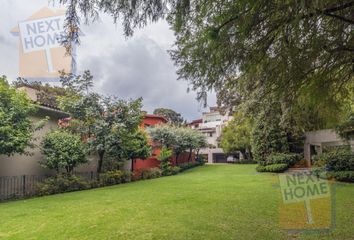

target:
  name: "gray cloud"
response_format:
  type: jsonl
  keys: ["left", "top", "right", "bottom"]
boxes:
{"left": 0, "top": 0, "right": 216, "bottom": 121}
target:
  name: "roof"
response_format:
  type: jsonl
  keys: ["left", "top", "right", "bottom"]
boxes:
{"left": 190, "top": 119, "right": 202, "bottom": 124}
{"left": 17, "top": 86, "right": 68, "bottom": 116}
{"left": 144, "top": 114, "right": 168, "bottom": 123}
{"left": 188, "top": 119, "right": 203, "bottom": 126}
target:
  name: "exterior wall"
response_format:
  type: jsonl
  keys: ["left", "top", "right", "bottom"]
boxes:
{"left": 131, "top": 114, "right": 168, "bottom": 173}
{"left": 199, "top": 148, "right": 225, "bottom": 164}
{"left": 133, "top": 152, "right": 195, "bottom": 173}
{"left": 0, "top": 107, "right": 97, "bottom": 177}
{"left": 17, "top": 86, "right": 39, "bottom": 101}
{"left": 190, "top": 107, "right": 232, "bottom": 163}
{"left": 0, "top": 114, "right": 56, "bottom": 177}
{"left": 304, "top": 129, "right": 354, "bottom": 166}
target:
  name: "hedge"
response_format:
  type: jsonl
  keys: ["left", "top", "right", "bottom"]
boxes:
{"left": 256, "top": 163, "right": 289, "bottom": 173}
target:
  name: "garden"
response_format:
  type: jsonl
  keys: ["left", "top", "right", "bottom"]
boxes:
{"left": 1, "top": 165, "right": 354, "bottom": 240}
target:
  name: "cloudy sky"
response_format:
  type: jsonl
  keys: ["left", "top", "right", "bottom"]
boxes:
{"left": 0, "top": 0, "right": 216, "bottom": 121}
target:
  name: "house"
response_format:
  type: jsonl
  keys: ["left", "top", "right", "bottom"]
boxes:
{"left": 130, "top": 114, "right": 194, "bottom": 173}
{"left": 188, "top": 107, "right": 232, "bottom": 163}
{"left": 129, "top": 114, "right": 168, "bottom": 172}
{"left": 0, "top": 86, "right": 98, "bottom": 177}
{"left": 304, "top": 129, "right": 354, "bottom": 167}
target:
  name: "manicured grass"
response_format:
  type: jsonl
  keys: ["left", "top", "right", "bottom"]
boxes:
{"left": 0, "top": 165, "right": 353, "bottom": 240}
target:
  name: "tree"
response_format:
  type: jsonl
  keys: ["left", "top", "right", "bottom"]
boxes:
{"left": 120, "top": 129, "right": 152, "bottom": 171}
{"left": 59, "top": 0, "right": 353, "bottom": 131}
{"left": 58, "top": 71, "right": 146, "bottom": 175}
{"left": 194, "top": 131, "right": 208, "bottom": 160}
{"left": 0, "top": 76, "right": 35, "bottom": 156}
{"left": 157, "top": 147, "right": 173, "bottom": 175}
{"left": 153, "top": 108, "right": 184, "bottom": 126}
{"left": 41, "top": 130, "right": 88, "bottom": 173}
{"left": 251, "top": 103, "right": 289, "bottom": 165}
{"left": 148, "top": 125, "right": 207, "bottom": 164}
{"left": 220, "top": 112, "right": 252, "bottom": 160}
{"left": 147, "top": 124, "right": 178, "bottom": 149}
{"left": 61, "top": 94, "right": 144, "bottom": 174}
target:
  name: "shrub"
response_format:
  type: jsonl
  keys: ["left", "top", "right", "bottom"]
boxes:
{"left": 256, "top": 163, "right": 289, "bottom": 173}
{"left": 266, "top": 153, "right": 302, "bottom": 166}
{"left": 41, "top": 130, "right": 87, "bottom": 173}
{"left": 179, "top": 162, "right": 203, "bottom": 171}
{"left": 101, "top": 170, "right": 122, "bottom": 185}
{"left": 313, "top": 146, "right": 354, "bottom": 172}
{"left": 311, "top": 167, "right": 327, "bottom": 178}
{"left": 140, "top": 168, "right": 162, "bottom": 180}
{"left": 328, "top": 171, "right": 354, "bottom": 182}
{"left": 36, "top": 174, "right": 89, "bottom": 196}
{"left": 100, "top": 170, "right": 132, "bottom": 186}
{"left": 122, "top": 171, "right": 133, "bottom": 183}
{"left": 157, "top": 147, "right": 173, "bottom": 176}
{"left": 171, "top": 166, "right": 181, "bottom": 175}
{"left": 196, "top": 155, "right": 206, "bottom": 165}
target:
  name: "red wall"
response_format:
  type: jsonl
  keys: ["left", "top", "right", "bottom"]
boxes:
{"left": 134, "top": 152, "right": 196, "bottom": 173}
{"left": 133, "top": 115, "right": 196, "bottom": 173}
{"left": 133, "top": 115, "right": 166, "bottom": 172}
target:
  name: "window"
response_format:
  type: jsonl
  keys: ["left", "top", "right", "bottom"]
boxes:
{"left": 209, "top": 132, "right": 213, "bottom": 137}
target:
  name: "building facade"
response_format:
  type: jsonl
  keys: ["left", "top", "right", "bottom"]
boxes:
{"left": 189, "top": 107, "right": 232, "bottom": 163}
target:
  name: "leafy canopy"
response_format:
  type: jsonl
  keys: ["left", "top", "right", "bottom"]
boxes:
{"left": 0, "top": 76, "right": 35, "bottom": 156}
{"left": 58, "top": 71, "right": 147, "bottom": 173}
{"left": 41, "top": 130, "right": 88, "bottom": 173}
{"left": 153, "top": 108, "right": 184, "bottom": 126}
{"left": 58, "top": 0, "right": 353, "bottom": 129}
{"left": 220, "top": 112, "right": 252, "bottom": 155}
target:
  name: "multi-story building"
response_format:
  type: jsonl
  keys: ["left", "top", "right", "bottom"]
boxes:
{"left": 189, "top": 107, "right": 232, "bottom": 163}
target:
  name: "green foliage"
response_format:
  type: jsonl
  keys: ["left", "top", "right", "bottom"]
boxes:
{"left": 12, "top": 77, "right": 68, "bottom": 108}
{"left": 179, "top": 162, "right": 203, "bottom": 171}
{"left": 220, "top": 112, "right": 252, "bottom": 158}
{"left": 157, "top": 147, "right": 173, "bottom": 176}
{"left": 153, "top": 108, "right": 184, "bottom": 126}
{"left": 58, "top": 72, "right": 146, "bottom": 174}
{"left": 0, "top": 76, "right": 35, "bottom": 156}
{"left": 100, "top": 170, "right": 132, "bottom": 185}
{"left": 336, "top": 112, "right": 354, "bottom": 140}
{"left": 170, "top": 166, "right": 181, "bottom": 175}
{"left": 313, "top": 146, "right": 354, "bottom": 172}
{"left": 168, "top": 1, "right": 353, "bottom": 124}
{"left": 36, "top": 174, "right": 89, "bottom": 196}
{"left": 60, "top": 70, "right": 93, "bottom": 95}
{"left": 265, "top": 153, "right": 302, "bottom": 167}
{"left": 41, "top": 130, "right": 88, "bottom": 173}
{"left": 256, "top": 164, "right": 289, "bottom": 173}
{"left": 120, "top": 129, "right": 152, "bottom": 166}
{"left": 251, "top": 104, "right": 289, "bottom": 164}
{"left": 60, "top": 0, "right": 353, "bottom": 142}
{"left": 328, "top": 171, "right": 354, "bottom": 183}
{"left": 139, "top": 168, "right": 162, "bottom": 180}
{"left": 149, "top": 125, "right": 207, "bottom": 164}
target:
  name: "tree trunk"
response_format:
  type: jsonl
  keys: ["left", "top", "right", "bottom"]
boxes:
{"left": 97, "top": 150, "right": 104, "bottom": 179}
{"left": 175, "top": 153, "right": 180, "bottom": 166}
{"left": 240, "top": 149, "right": 246, "bottom": 162}
{"left": 188, "top": 148, "right": 192, "bottom": 163}
{"left": 131, "top": 159, "right": 134, "bottom": 172}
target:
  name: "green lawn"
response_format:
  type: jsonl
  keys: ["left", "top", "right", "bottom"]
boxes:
{"left": 0, "top": 165, "right": 353, "bottom": 240}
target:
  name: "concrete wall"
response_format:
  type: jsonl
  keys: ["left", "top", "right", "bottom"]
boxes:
{"left": 199, "top": 148, "right": 226, "bottom": 164}
{"left": 304, "top": 129, "right": 354, "bottom": 166}
{"left": 0, "top": 107, "right": 97, "bottom": 177}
